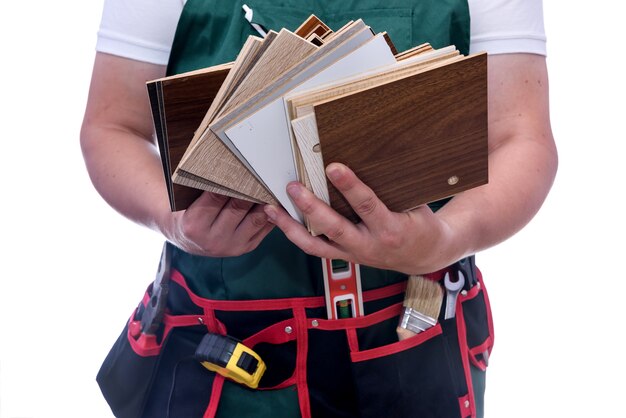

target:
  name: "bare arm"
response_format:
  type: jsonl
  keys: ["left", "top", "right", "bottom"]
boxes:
{"left": 437, "top": 53, "right": 558, "bottom": 260}
{"left": 80, "top": 53, "right": 171, "bottom": 231}
{"left": 81, "top": 53, "right": 273, "bottom": 256}
{"left": 265, "top": 53, "right": 558, "bottom": 274}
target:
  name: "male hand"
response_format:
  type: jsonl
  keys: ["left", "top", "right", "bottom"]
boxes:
{"left": 169, "top": 191, "right": 274, "bottom": 257}
{"left": 264, "top": 163, "right": 458, "bottom": 275}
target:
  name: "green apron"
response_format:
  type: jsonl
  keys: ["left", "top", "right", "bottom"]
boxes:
{"left": 166, "top": 0, "right": 470, "bottom": 301}
{"left": 97, "top": 2, "right": 494, "bottom": 417}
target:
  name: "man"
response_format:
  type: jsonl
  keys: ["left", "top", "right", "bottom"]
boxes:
{"left": 82, "top": 0, "right": 557, "bottom": 416}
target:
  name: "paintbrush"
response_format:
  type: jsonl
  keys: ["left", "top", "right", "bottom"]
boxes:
{"left": 397, "top": 275, "right": 444, "bottom": 341}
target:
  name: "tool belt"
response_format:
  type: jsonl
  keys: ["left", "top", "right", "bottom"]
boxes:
{"left": 97, "top": 256, "right": 493, "bottom": 418}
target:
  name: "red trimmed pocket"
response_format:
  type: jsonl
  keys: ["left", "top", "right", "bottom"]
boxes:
{"left": 343, "top": 303, "right": 469, "bottom": 418}
{"left": 457, "top": 270, "right": 494, "bottom": 371}
{"left": 96, "top": 320, "right": 161, "bottom": 418}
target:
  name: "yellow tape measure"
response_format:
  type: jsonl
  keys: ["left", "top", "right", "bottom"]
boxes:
{"left": 195, "top": 333, "right": 266, "bottom": 389}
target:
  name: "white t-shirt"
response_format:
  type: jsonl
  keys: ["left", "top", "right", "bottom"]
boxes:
{"left": 96, "top": 0, "right": 547, "bottom": 65}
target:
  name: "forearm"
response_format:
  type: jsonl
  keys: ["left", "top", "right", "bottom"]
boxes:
{"left": 81, "top": 53, "right": 276, "bottom": 257}
{"left": 265, "top": 53, "right": 558, "bottom": 275}
{"left": 264, "top": 133, "right": 557, "bottom": 275}
{"left": 80, "top": 53, "right": 176, "bottom": 238}
{"left": 80, "top": 125, "right": 175, "bottom": 236}
{"left": 437, "top": 130, "right": 558, "bottom": 263}
{"left": 434, "top": 53, "right": 558, "bottom": 265}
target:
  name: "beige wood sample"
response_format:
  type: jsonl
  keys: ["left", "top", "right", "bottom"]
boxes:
{"left": 209, "top": 20, "right": 369, "bottom": 140}
{"left": 395, "top": 42, "right": 433, "bottom": 60}
{"left": 172, "top": 172, "right": 266, "bottom": 203}
{"left": 204, "top": 21, "right": 375, "bottom": 220}
{"left": 291, "top": 113, "right": 328, "bottom": 203}
{"left": 175, "top": 28, "right": 319, "bottom": 202}
{"left": 173, "top": 34, "right": 280, "bottom": 205}
{"left": 178, "top": 34, "right": 269, "bottom": 166}
{"left": 218, "top": 29, "right": 318, "bottom": 119}
{"left": 149, "top": 14, "right": 489, "bottom": 228}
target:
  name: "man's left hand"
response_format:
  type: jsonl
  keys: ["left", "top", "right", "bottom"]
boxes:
{"left": 264, "top": 162, "right": 457, "bottom": 275}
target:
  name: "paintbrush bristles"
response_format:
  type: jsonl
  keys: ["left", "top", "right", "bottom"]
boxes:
{"left": 403, "top": 275, "right": 443, "bottom": 320}
{"left": 397, "top": 275, "right": 444, "bottom": 341}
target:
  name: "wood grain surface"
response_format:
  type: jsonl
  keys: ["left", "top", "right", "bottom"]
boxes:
{"left": 172, "top": 34, "right": 280, "bottom": 206}
{"left": 176, "top": 29, "right": 317, "bottom": 204}
{"left": 147, "top": 65, "right": 230, "bottom": 211}
{"left": 178, "top": 35, "right": 267, "bottom": 168}
{"left": 314, "top": 53, "right": 488, "bottom": 222}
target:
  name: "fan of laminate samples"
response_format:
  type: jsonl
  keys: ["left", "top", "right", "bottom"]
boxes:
{"left": 147, "top": 15, "right": 488, "bottom": 230}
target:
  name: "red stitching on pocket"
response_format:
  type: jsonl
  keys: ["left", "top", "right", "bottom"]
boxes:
{"left": 478, "top": 270, "right": 495, "bottom": 352}
{"left": 350, "top": 323, "right": 443, "bottom": 362}
{"left": 311, "top": 302, "right": 403, "bottom": 331}
{"left": 455, "top": 300, "right": 476, "bottom": 418}
{"left": 346, "top": 328, "right": 359, "bottom": 352}
{"left": 459, "top": 269, "right": 495, "bottom": 373}
{"left": 170, "top": 269, "right": 406, "bottom": 311}
{"left": 128, "top": 314, "right": 200, "bottom": 357}
{"left": 469, "top": 337, "right": 493, "bottom": 371}
{"left": 243, "top": 318, "right": 297, "bottom": 347}
{"left": 294, "top": 307, "right": 311, "bottom": 418}
{"left": 203, "top": 374, "right": 225, "bottom": 418}
{"left": 242, "top": 318, "right": 299, "bottom": 391}
{"left": 127, "top": 292, "right": 199, "bottom": 357}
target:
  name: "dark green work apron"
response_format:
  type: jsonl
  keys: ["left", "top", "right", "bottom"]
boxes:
{"left": 166, "top": 0, "right": 470, "bottom": 301}
{"left": 97, "top": 1, "right": 495, "bottom": 417}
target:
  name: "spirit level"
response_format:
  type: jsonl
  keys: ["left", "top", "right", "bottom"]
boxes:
{"left": 321, "top": 258, "right": 364, "bottom": 319}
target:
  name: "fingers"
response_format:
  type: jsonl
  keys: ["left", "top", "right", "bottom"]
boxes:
{"left": 214, "top": 196, "right": 256, "bottom": 227}
{"left": 234, "top": 202, "right": 274, "bottom": 242}
{"left": 183, "top": 191, "right": 230, "bottom": 231}
{"left": 268, "top": 163, "right": 389, "bottom": 257}
{"left": 179, "top": 192, "right": 273, "bottom": 256}
{"left": 212, "top": 197, "right": 273, "bottom": 243}
{"left": 179, "top": 162, "right": 395, "bottom": 260}
{"left": 325, "top": 163, "right": 392, "bottom": 229}
{"left": 265, "top": 204, "right": 350, "bottom": 260}
{"left": 284, "top": 181, "right": 360, "bottom": 245}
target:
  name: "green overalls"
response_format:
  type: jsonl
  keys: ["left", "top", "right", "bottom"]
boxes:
{"left": 97, "top": 1, "right": 494, "bottom": 417}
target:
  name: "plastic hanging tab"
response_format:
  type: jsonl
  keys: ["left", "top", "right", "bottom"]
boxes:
{"left": 242, "top": 4, "right": 268, "bottom": 38}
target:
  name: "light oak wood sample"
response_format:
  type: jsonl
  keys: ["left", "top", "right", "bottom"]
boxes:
{"left": 149, "top": 14, "right": 489, "bottom": 229}
{"left": 175, "top": 28, "right": 319, "bottom": 205}
{"left": 212, "top": 23, "right": 397, "bottom": 221}
{"left": 172, "top": 34, "right": 279, "bottom": 205}
{"left": 177, "top": 34, "right": 268, "bottom": 170}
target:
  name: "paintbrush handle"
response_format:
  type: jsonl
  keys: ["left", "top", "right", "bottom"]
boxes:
{"left": 396, "top": 326, "right": 416, "bottom": 341}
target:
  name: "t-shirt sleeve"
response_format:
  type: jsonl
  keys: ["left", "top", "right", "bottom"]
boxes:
{"left": 468, "top": 0, "right": 547, "bottom": 56}
{"left": 95, "top": 0, "right": 184, "bottom": 65}
{"left": 95, "top": 0, "right": 547, "bottom": 64}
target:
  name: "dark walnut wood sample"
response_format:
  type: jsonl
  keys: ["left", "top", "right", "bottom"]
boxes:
{"left": 148, "top": 67, "right": 230, "bottom": 211}
{"left": 314, "top": 53, "right": 488, "bottom": 223}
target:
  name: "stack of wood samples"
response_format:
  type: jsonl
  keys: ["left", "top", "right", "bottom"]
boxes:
{"left": 147, "top": 15, "right": 488, "bottom": 229}
{"left": 147, "top": 62, "right": 233, "bottom": 211}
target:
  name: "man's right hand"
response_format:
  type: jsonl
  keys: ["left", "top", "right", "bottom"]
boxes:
{"left": 81, "top": 53, "right": 273, "bottom": 258}
{"left": 168, "top": 192, "right": 274, "bottom": 257}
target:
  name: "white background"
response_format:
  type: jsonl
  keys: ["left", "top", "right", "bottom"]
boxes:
{"left": 0, "top": 1, "right": 624, "bottom": 417}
